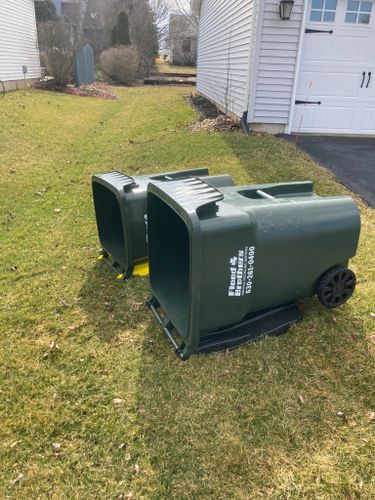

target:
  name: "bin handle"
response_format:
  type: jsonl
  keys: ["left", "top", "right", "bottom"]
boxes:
{"left": 256, "top": 189, "right": 276, "bottom": 201}
{"left": 147, "top": 297, "right": 185, "bottom": 357}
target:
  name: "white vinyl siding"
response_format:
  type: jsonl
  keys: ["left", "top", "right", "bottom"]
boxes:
{"left": 197, "top": 0, "right": 254, "bottom": 117}
{"left": 0, "top": 0, "right": 41, "bottom": 82}
{"left": 251, "top": 0, "right": 304, "bottom": 124}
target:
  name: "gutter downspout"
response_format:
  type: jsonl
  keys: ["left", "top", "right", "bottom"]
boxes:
{"left": 242, "top": 0, "right": 263, "bottom": 136}
{"left": 240, "top": 111, "right": 251, "bottom": 136}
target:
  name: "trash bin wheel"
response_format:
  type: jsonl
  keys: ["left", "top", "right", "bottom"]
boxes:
{"left": 317, "top": 266, "right": 356, "bottom": 309}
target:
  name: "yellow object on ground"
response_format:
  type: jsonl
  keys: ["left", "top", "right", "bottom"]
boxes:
{"left": 133, "top": 260, "right": 149, "bottom": 276}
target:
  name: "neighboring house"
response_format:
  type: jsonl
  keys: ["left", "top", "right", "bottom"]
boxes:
{"left": 0, "top": 0, "right": 41, "bottom": 91}
{"left": 192, "top": 0, "right": 375, "bottom": 136}
{"left": 159, "top": 48, "right": 171, "bottom": 62}
{"left": 169, "top": 14, "right": 198, "bottom": 66}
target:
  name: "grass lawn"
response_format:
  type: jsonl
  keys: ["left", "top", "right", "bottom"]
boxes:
{"left": 156, "top": 61, "right": 196, "bottom": 74}
{"left": 0, "top": 86, "right": 374, "bottom": 499}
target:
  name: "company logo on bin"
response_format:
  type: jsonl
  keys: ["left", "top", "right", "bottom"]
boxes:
{"left": 228, "top": 246, "right": 255, "bottom": 297}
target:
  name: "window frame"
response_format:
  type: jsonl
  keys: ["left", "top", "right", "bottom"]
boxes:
{"left": 182, "top": 39, "right": 192, "bottom": 54}
{"left": 309, "top": 0, "right": 338, "bottom": 23}
{"left": 344, "top": 0, "right": 373, "bottom": 25}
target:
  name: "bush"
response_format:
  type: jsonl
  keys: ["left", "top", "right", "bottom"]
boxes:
{"left": 99, "top": 46, "right": 139, "bottom": 84}
{"left": 47, "top": 48, "right": 75, "bottom": 86}
{"left": 37, "top": 21, "right": 78, "bottom": 85}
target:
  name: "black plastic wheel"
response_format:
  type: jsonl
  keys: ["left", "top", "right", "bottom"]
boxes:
{"left": 317, "top": 266, "right": 356, "bottom": 309}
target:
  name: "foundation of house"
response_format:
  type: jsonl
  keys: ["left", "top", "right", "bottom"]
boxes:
{"left": 1, "top": 78, "right": 40, "bottom": 92}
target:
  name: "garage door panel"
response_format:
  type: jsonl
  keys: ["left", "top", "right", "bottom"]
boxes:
{"left": 358, "top": 107, "right": 375, "bottom": 132}
{"left": 303, "top": 36, "right": 369, "bottom": 64}
{"left": 367, "top": 73, "right": 375, "bottom": 98}
{"left": 294, "top": 106, "right": 355, "bottom": 132}
{"left": 297, "top": 72, "right": 360, "bottom": 98}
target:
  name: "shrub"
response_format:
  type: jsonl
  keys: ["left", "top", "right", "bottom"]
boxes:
{"left": 99, "top": 46, "right": 139, "bottom": 84}
{"left": 37, "top": 21, "right": 78, "bottom": 85}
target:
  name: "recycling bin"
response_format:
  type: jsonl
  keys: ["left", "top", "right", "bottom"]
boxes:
{"left": 92, "top": 169, "right": 235, "bottom": 278}
{"left": 147, "top": 178, "right": 361, "bottom": 359}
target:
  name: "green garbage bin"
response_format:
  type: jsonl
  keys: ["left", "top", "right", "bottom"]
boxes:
{"left": 92, "top": 169, "right": 235, "bottom": 278}
{"left": 147, "top": 178, "right": 361, "bottom": 359}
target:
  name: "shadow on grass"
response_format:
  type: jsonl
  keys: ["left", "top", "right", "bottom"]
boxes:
{"left": 78, "top": 261, "right": 150, "bottom": 343}
{"left": 132, "top": 297, "right": 375, "bottom": 497}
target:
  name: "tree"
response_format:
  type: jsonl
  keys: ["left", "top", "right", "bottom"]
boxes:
{"left": 149, "top": 0, "right": 170, "bottom": 44}
{"left": 111, "top": 25, "right": 118, "bottom": 46}
{"left": 112, "top": 11, "right": 131, "bottom": 46}
{"left": 35, "top": 0, "right": 57, "bottom": 23}
{"left": 84, "top": 0, "right": 159, "bottom": 77}
{"left": 164, "top": 0, "right": 199, "bottom": 30}
{"left": 129, "top": 0, "right": 159, "bottom": 76}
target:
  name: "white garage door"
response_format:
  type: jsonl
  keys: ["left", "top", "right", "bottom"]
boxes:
{"left": 292, "top": 0, "right": 375, "bottom": 135}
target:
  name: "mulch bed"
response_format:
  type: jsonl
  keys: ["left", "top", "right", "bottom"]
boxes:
{"left": 191, "top": 115, "right": 240, "bottom": 133}
{"left": 189, "top": 94, "right": 221, "bottom": 119}
{"left": 189, "top": 94, "right": 240, "bottom": 132}
{"left": 33, "top": 82, "right": 117, "bottom": 100}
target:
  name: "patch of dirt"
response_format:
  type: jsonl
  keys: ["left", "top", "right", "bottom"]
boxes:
{"left": 33, "top": 82, "right": 117, "bottom": 100}
{"left": 189, "top": 94, "right": 221, "bottom": 119}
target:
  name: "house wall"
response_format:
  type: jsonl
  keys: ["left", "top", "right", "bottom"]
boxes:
{"left": 0, "top": 0, "right": 41, "bottom": 85}
{"left": 250, "top": 0, "right": 305, "bottom": 127}
{"left": 170, "top": 37, "right": 198, "bottom": 66}
{"left": 196, "top": 0, "right": 255, "bottom": 118}
{"left": 169, "top": 14, "right": 198, "bottom": 66}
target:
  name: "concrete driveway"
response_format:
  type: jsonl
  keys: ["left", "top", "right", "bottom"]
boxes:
{"left": 280, "top": 135, "right": 375, "bottom": 208}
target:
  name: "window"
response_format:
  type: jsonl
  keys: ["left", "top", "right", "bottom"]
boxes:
{"left": 310, "top": 0, "right": 337, "bottom": 22}
{"left": 182, "top": 39, "right": 191, "bottom": 53}
{"left": 345, "top": 1, "right": 372, "bottom": 24}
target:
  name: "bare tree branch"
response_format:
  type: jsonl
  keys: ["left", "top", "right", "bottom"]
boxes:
{"left": 149, "top": 0, "right": 170, "bottom": 43}
{"left": 166, "top": 0, "right": 199, "bottom": 29}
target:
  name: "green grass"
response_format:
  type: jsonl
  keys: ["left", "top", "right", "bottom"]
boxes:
{"left": 0, "top": 86, "right": 374, "bottom": 499}
{"left": 156, "top": 62, "right": 196, "bottom": 74}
